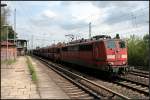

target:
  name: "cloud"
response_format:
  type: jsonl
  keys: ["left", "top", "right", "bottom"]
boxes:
{"left": 30, "top": 2, "right": 103, "bottom": 32}
{"left": 3, "top": 1, "right": 149, "bottom": 49}
{"left": 60, "top": 21, "right": 88, "bottom": 30}
{"left": 42, "top": 10, "right": 57, "bottom": 18}
{"left": 68, "top": 2, "right": 102, "bottom": 23}
{"left": 102, "top": 6, "right": 149, "bottom": 26}
{"left": 91, "top": 1, "right": 148, "bottom": 9}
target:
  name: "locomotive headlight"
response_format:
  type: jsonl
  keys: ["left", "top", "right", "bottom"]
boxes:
{"left": 107, "top": 55, "right": 115, "bottom": 59}
{"left": 122, "top": 61, "right": 126, "bottom": 64}
{"left": 108, "top": 62, "right": 114, "bottom": 65}
{"left": 121, "top": 54, "right": 127, "bottom": 58}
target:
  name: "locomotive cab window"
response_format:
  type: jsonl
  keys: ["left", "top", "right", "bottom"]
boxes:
{"left": 119, "top": 41, "right": 126, "bottom": 48}
{"left": 107, "top": 40, "right": 115, "bottom": 48}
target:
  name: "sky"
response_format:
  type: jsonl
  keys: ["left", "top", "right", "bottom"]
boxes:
{"left": 2, "top": 1, "right": 149, "bottom": 49}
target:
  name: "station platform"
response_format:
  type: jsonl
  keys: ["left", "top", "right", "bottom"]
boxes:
{"left": 1, "top": 56, "right": 69, "bottom": 99}
{"left": 29, "top": 56, "right": 69, "bottom": 99}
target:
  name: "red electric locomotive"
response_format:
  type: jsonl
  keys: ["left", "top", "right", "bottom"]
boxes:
{"left": 33, "top": 35, "right": 128, "bottom": 74}
{"left": 60, "top": 35, "right": 127, "bottom": 74}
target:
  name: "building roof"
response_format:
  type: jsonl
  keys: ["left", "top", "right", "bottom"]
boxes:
{"left": 1, "top": 41, "right": 15, "bottom": 46}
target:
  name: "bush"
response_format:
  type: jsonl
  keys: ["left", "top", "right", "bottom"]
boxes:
{"left": 127, "top": 34, "right": 149, "bottom": 70}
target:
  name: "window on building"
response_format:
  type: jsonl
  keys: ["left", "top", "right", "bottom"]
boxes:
{"left": 24, "top": 42, "right": 27, "bottom": 47}
{"left": 18, "top": 41, "right": 21, "bottom": 47}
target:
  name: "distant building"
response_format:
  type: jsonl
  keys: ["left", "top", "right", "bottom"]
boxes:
{"left": 16, "top": 39, "right": 27, "bottom": 56}
{"left": 1, "top": 41, "right": 17, "bottom": 61}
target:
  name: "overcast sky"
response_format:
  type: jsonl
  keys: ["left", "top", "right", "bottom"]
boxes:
{"left": 2, "top": 1, "right": 149, "bottom": 49}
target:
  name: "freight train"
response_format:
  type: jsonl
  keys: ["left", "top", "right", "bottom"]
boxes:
{"left": 32, "top": 35, "right": 128, "bottom": 75}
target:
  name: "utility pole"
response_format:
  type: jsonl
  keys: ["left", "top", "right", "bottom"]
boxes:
{"left": 31, "top": 35, "right": 33, "bottom": 52}
{"left": 131, "top": 12, "right": 137, "bottom": 28}
{"left": 89, "top": 22, "right": 91, "bottom": 39}
{"left": 13, "top": 9, "right": 16, "bottom": 60}
{"left": 6, "top": 26, "right": 8, "bottom": 60}
{"left": 1, "top": 4, "right": 8, "bottom": 61}
{"left": 14, "top": 9, "right": 16, "bottom": 45}
{"left": 42, "top": 33, "right": 45, "bottom": 47}
{"left": 31, "top": 35, "right": 34, "bottom": 55}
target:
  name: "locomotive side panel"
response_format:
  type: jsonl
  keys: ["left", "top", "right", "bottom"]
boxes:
{"left": 78, "top": 44, "right": 93, "bottom": 66}
{"left": 93, "top": 41, "right": 107, "bottom": 67}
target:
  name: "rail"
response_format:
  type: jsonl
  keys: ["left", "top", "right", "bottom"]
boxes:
{"left": 36, "top": 56, "right": 131, "bottom": 99}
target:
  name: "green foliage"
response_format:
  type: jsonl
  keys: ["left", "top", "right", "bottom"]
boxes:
{"left": 127, "top": 34, "right": 149, "bottom": 70}
{"left": 26, "top": 56, "right": 37, "bottom": 82}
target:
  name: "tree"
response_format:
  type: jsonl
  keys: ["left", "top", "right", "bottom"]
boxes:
{"left": 127, "top": 34, "right": 149, "bottom": 70}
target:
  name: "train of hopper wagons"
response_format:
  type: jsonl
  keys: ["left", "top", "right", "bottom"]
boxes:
{"left": 32, "top": 35, "right": 128, "bottom": 75}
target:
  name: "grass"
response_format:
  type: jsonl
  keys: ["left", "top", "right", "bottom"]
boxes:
{"left": 1, "top": 59, "right": 16, "bottom": 65}
{"left": 26, "top": 56, "right": 37, "bottom": 82}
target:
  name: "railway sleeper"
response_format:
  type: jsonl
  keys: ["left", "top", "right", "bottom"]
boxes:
{"left": 68, "top": 91, "right": 85, "bottom": 95}
{"left": 139, "top": 87, "right": 148, "bottom": 90}
{"left": 134, "top": 85, "right": 143, "bottom": 88}
{"left": 69, "top": 93, "right": 90, "bottom": 98}
{"left": 119, "top": 81, "right": 130, "bottom": 85}
{"left": 63, "top": 86, "right": 79, "bottom": 89}
{"left": 58, "top": 84, "right": 75, "bottom": 87}
{"left": 65, "top": 90, "right": 83, "bottom": 93}
{"left": 65, "top": 88, "right": 81, "bottom": 91}
{"left": 129, "top": 84, "right": 137, "bottom": 87}
{"left": 79, "top": 96, "right": 94, "bottom": 99}
{"left": 58, "top": 84, "right": 76, "bottom": 87}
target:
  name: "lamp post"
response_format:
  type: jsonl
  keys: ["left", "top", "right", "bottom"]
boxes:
{"left": 14, "top": 9, "right": 16, "bottom": 45}
{"left": 89, "top": 22, "right": 91, "bottom": 39}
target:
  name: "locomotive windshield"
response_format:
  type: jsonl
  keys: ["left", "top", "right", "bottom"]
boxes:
{"left": 119, "top": 41, "right": 126, "bottom": 48}
{"left": 107, "top": 40, "right": 115, "bottom": 48}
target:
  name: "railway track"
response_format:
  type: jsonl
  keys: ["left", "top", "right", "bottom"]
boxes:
{"left": 114, "top": 77, "right": 149, "bottom": 96}
{"left": 129, "top": 72, "right": 149, "bottom": 78}
{"left": 131, "top": 67, "right": 149, "bottom": 74}
{"left": 33, "top": 55, "right": 150, "bottom": 99}
{"left": 129, "top": 69, "right": 149, "bottom": 78}
{"left": 33, "top": 56, "right": 131, "bottom": 99}
{"left": 120, "top": 73, "right": 149, "bottom": 87}
{"left": 46, "top": 68, "right": 97, "bottom": 99}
